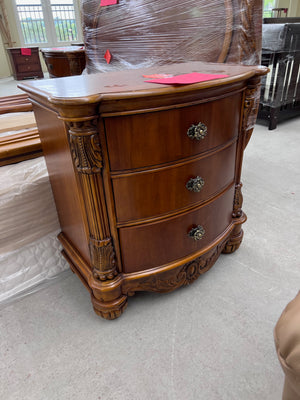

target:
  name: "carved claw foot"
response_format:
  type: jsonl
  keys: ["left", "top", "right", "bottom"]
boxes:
{"left": 91, "top": 294, "right": 128, "bottom": 320}
{"left": 222, "top": 226, "right": 244, "bottom": 254}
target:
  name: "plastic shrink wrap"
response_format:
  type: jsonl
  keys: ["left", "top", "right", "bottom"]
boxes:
{"left": 0, "top": 157, "right": 68, "bottom": 305}
{"left": 82, "top": 0, "right": 263, "bottom": 148}
{"left": 82, "top": 0, "right": 262, "bottom": 74}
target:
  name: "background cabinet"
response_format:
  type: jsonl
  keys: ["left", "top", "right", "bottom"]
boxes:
{"left": 7, "top": 47, "right": 43, "bottom": 80}
{"left": 40, "top": 46, "right": 86, "bottom": 78}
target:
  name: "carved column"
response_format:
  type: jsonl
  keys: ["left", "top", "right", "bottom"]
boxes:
{"left": 63, "top": 116, "right": 118, "bottom": 281}
{"left": 223, "top": 76, "right": 261, "bottom": 254}
{"left": 241, "top": 76, "right": 262, "bottom": 149}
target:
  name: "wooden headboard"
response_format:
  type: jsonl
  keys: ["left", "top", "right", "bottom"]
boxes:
{"left": 1, "top": 0, "right": 262, "bottom": 166}
{"left": 82, "top": 0, "right": 262, "bottom": 74}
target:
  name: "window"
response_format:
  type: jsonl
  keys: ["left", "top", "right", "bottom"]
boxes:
{"left": 14, "top": 0, "right": 82, "bottom": 46}
{"left": 263, "top": 0, "right": 278, "bottom": 18}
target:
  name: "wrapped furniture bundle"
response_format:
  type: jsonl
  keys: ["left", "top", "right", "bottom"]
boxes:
{"left": 82, "top": 0, "right": 262, "bottom": 72}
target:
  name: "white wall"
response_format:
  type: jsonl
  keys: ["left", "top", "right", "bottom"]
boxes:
{"left": 277, "top": 0, "right": 300, "bottom": 16}
{"left": 0, "top": 0, "right": 22, "bottom": 78}
{"left": 288, "top": 0, "right": 300, "bottom": 16}
{"left": 0, "top": 36, "right": 11, "bottom": 78}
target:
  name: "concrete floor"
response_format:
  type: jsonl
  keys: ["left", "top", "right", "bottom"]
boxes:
{"left": 0, "top": 77, "right": 300, "bottom": 399}
{"left": 0, "top": 74, "right": 49, "bottom": 97}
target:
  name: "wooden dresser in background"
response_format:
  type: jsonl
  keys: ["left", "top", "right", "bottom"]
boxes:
{"left": 40, "top": 46, "right": 86, "bottom": 78}
{"left": 7, "top": 47, "right": 43, "bottom": 80}
{"left": 19, "top": 62, "right": 268, "bottom": 319}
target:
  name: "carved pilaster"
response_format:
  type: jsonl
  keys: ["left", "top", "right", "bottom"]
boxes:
{"left": 232, "top": 183, "right": 243, "bottom": 218}
{"left": 89, "top": 237, "right": 117, "bottom": 281}
{"left": 224, "top": 183, "right": 247, "bottom": 254}
{"left": 68, "top": 119, "right": 102, "bottom": 173}
{"left": 242, "top": 77, "right": 261, "bottom": 149}
{"left": 64, "top": 116, "right": 118, "bottom": 281}
{"left": 231, "top": 77, "right": 261, "bottom": 222}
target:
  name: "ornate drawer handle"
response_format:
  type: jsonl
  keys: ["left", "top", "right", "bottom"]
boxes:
{"left": 186, "top": 176, "right": 205, "bottom": 192}
{"left": 187, "top": 122, "right": 208, "bottom": 140}
{"left": 188, "top": 225, "right": 205, "bottom": 241}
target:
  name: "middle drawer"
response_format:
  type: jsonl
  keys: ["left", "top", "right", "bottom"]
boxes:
{"left": 112, "top": 141, "right": 237, "bottom": 224}
{"left": 17, "top": 63, "right": 41, "bottom": 73}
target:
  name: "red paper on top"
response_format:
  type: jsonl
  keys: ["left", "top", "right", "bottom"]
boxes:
{"left": 21, "top": 48, "right": 32, "bottom": 56}
{"left": 144, "top": 72, "right": 229, "bottom": 85}
{"left": 100, "top": 0, "right": 117, "bottom": 6}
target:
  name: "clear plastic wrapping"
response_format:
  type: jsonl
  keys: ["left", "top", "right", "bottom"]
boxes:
{"left": 0, "top": 157, "right": 60, "bottom": 253}
{"left": 262, "top": 24, "right": 288, "bottom": 51}
{"left": 0, "top": 157, "right": 68, "bottom": 305}
{"left": 0, "top": 232, "right": 69, "bottom": 306}
{"left": 82, "top": 0, "right": 262, "bottom": 74}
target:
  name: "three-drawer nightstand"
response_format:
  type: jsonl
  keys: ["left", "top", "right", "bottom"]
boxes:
{"left": 19, "top": 61, "right": 268, "bottom": 319}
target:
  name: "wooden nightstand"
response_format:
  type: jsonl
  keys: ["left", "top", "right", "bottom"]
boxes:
{"left": 19, "top": 62, "right": 268, "bottom": 319}
{"left": 7, "top": 47, "right": 43, "bottom": 80}
{"left": 40, "top": 46, "right": 86, "bottom": 78}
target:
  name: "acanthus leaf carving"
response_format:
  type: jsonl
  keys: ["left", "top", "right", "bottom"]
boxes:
{"left": 67, "top": 119, "right": 103, "bottom": 174}
{"left": 90, "top": 237, "right": 118, "bottom": 281}
{"left": 242, "top": 79, "right": 261, "bottom": 149}
{"left": 232, "top": 183, "right": 243, "bottom": 218}
{"left": 127, "top": 241, "right": 226, "bottom": 295}
{"left": 64, "top": 116, "right": 118, "bottom": 281}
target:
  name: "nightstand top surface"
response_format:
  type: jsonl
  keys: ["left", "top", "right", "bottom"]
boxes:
{"left": 18, "top": 61, "right": 268, "bottom": 106}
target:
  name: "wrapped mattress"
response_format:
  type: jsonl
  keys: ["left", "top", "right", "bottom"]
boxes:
{"left": 0, "top": 157, "right": 68, "bottom": 305}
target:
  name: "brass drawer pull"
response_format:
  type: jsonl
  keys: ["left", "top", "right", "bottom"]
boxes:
{"left": 187, "top": 122, "right": 207, "bottom": 140}
{"left": 188, "top": 225, "right": 205, "bottom": 241}
{"left": 186, "top": 176, "right": 205, "bottom": 192}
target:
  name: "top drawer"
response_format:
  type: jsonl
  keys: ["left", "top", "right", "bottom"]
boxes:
{"left": 14, "top": 53, "right": 40, "bottom": 65}
{"left": 104, "top": 92, "right": 242, "bottom": 171}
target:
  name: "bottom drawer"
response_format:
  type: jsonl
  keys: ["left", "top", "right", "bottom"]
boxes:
{"left": 119, "top": 185, "right": 235, "bottom": 273}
